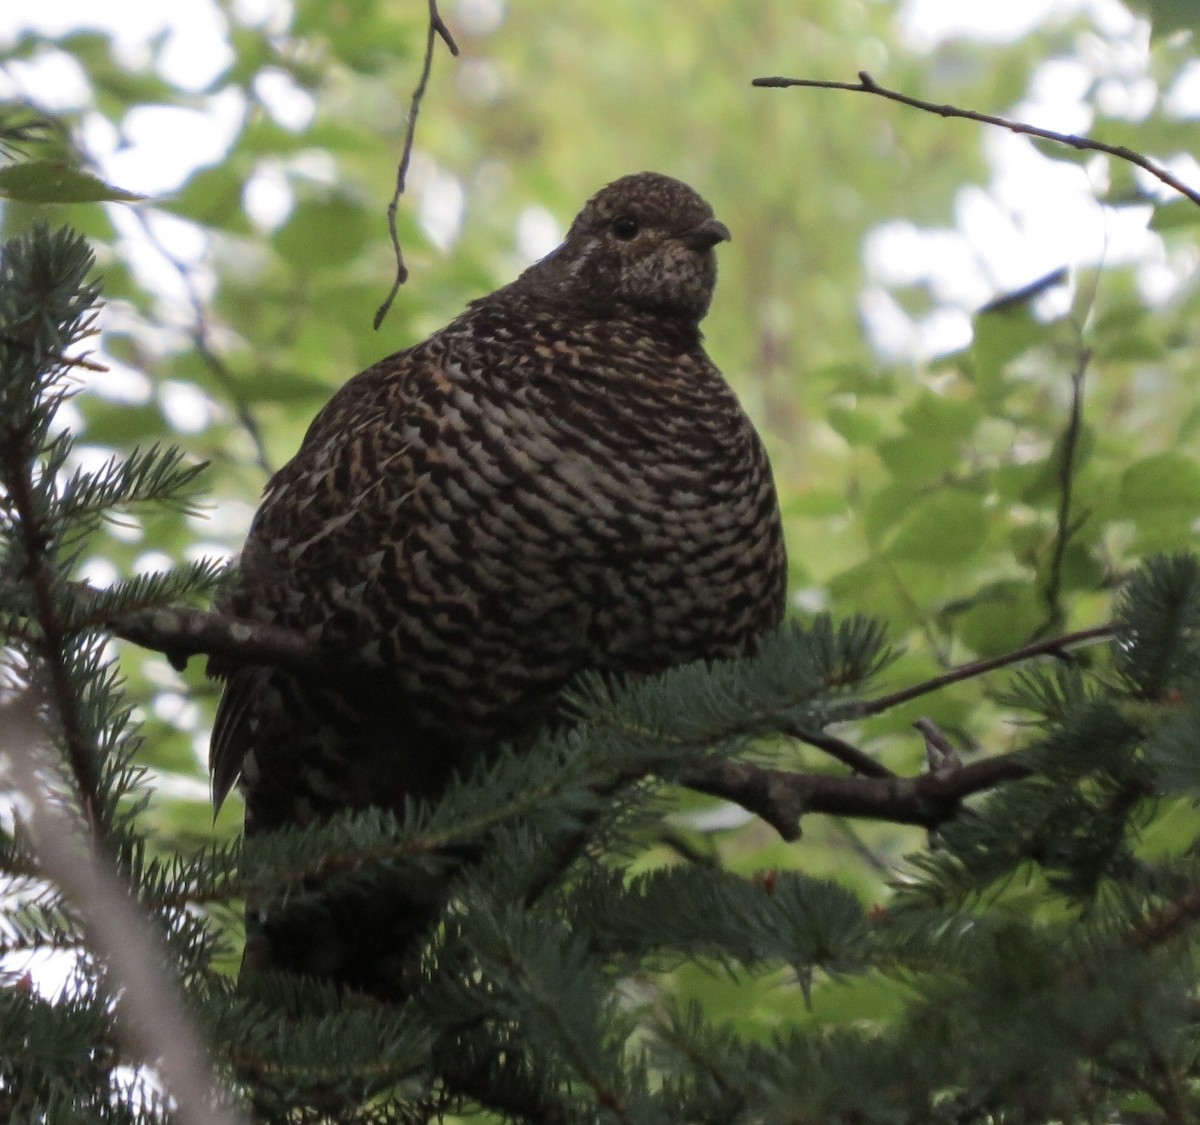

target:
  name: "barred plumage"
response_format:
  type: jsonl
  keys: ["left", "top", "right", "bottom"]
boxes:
{"left": 211, "top": 172, "right": 787, "bottom": 993}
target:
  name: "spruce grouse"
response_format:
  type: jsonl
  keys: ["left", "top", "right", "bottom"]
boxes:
{"left": 210, "top": 171, "right": 788, "bottom": 994}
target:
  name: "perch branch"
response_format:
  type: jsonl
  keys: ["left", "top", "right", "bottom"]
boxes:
{"left": 753, "top": 70, "right": 1200, "bottom": 209}
{"left": 683, "top": 751, "right": 1032, "bottom": 842}
{"left": 373, "top": 0, "right": 460, "bottom": 329}
{"left": 76, "top": 593, "right": 1110, "bottom": 838}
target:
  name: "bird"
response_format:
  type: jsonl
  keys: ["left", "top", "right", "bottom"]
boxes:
{"left": 209, "top": 171, "right": 788, "bottom": 996}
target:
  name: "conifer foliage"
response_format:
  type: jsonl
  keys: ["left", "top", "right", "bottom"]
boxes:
{"left": 4, "top": 230, "right": 1200, "bottom": 1122}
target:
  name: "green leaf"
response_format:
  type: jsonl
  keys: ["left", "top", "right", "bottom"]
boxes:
{"left": 163, "top": 164, "right": 250, "bottom": 231}
{"left": 1120, "top": 452, "right": 1200, "bottom": 511}
{"left": 273, "top": 193, "right": 374, "bottom": 269}
{"left": 0, "top": 161, "right": 145, "bottom": 204}
{"left": 969, "top": 306, "right": 1048, "bottom": 395}
{"left": 1123, "top": 0, "right": 1200, "bottom": 38}
{"left": 885, "top": 490, "right": 988, "bottom": 564}
{"left": 826, "top": 404, "right": 882, "bottom": 447}
{"left": 1150, "top": 201, "right": 1200, "bottom": 232}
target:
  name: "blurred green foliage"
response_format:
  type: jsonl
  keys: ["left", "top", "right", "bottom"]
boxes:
{"left": 4, "top": 1, "right": 1200, "bottom": 1111}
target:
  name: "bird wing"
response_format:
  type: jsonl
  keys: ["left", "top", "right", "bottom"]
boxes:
{"left": 207, "top": 350, "right": 429, "bottom": 808}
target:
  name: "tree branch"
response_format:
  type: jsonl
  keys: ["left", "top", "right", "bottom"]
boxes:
{"left": 373, "top": 0, "right": 460, "bottom": 330}
{"left": 1036, "top": 345, "right": 1092, "bottom": 637}
{"left": 683, "top": 752, "right": 1032, "bottom": 841}
{"left": 79, "top": 592, "right": 1108, "bottom": 840}
{"left": 752, "top": 71, "right": 1200, "bottom": 209}
{"left": 782, "top": 721, "right": 895, "bottom": 778}
{"left": 851, "top": 623, "right": 1113, "bottom": 718}
{"left": 108, "top": 602, "right": 321, "bottom": 675}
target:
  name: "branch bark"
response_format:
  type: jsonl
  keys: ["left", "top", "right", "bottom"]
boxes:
{"left": 682, "top": 752, "right": 1031, "bottom": 842}
{"left": 373, "top": 0, "right": 460, "bottom": 329}
{"left": 752, "top": 70, "right": 1200, "bottom": 209}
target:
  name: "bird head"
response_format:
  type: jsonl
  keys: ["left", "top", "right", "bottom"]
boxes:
{"left": 527, "top": 172, "right": 731, "bottom": 323}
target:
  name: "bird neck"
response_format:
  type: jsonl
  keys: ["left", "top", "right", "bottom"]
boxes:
{"left": 471, "top": 277, "right": 707, "bottom": 356}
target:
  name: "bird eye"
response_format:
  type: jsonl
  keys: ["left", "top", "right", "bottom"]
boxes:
{"left": 611, "top": 216, "right": 640, "bottom": 240}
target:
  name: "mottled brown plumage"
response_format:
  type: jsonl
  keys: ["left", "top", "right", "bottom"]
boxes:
{"left": 211, "top": 172, "right": 787, "bottom": 993}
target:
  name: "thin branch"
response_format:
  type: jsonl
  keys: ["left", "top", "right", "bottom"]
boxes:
{"left": 853, "top": 623, "right": 1114, "bottom": 719}
{"left": 752, "top": 71, "right": 1200, "bottom": 209}
{"left": 373, "top": 0, "right": 460, "bottom": 330}
{"left": 0, "top": 332, "right": 108, "bottom": 372}
{"left": 1036, "top": 346, "right": 1092, "bottom": 637}
{"left": 108, "top": 603, "right": 321, "bottom": 675}
{"left": 782, "top": 721, "right": 895, "bottom": 778}
{"left": 1, "top": 399, "right": 106, "bottom": 840}
{"left": 126, "top": 207, "right": 274, "bottom": 478}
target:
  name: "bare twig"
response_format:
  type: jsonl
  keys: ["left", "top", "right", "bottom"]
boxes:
{"left": 1, "top": 694, "right": 242, "bottom": 1125}
{"left": 126, "top": 207, "right": 274, "bottom": 477}
{"left": 373, "top": 0, "right": 460, "bottom": 330}
{"left": 753, "top": 71, "right": 1200, "bottom": 209}
{"left": 913, "top": 716, "right": 962, "bottom": 775}
{"left": 1036, "top": 347, "right": 1092, "bottom": 636}
{"left": 853, "top": 623, "right": 1113, "bottom": 718}
{"left": 783, "top": 721, "right": 895, "bottom": 778}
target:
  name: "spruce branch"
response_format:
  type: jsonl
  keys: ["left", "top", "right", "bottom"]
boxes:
{"left": 68, "top": 591, "right": 1112, "bottom": 838}
{"left": 753, "top": 70, "right": 1200, "bottom": 209}
{"left": 1, "top": 225, "right": 108, "bottom": 837}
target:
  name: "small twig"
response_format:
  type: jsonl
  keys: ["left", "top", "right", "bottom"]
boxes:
{"left": 913, "top": 716, "right": 962, "bottom": 775}
{"left": 373, "top": 0, "right": 460, "bottom": 330}
{"left": 753, "top": 71, "right": 1200, "bottom": 209}
{"left": 126, "top": 207, "right": 274, "bottom": 478}
{"left": 1037, "top": 347, "right": 1092, "bottom": 636}
{"left": 853, "top": 623, "right": 1113, "bottom": 719}
{"left": 783, "top": 722, "right": 894, "bottom": 779}
{"left": 0, "top": 332, "right": 108, "bottom": 373}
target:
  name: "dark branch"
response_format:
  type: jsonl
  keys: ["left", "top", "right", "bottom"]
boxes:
{"left": 91, "top": 597, "right": 1106, "bottom": 838}
{"left": 682, "top": 752, "right": 1032, "bottom": 842}
{"left": 1036, "top": 346, "right": 1092, "bottom": 637}
{"left": 782, "top": 721, "right": 895, "bottom": 778}
{"left": 123, "top": 181, "right": 274, "bottom": 477}
{"left": 373, "top": 0, "right": 460, "bottom": 330}
{"left": 753, "top": 70, "right": 1200, "bottom": 209}
{"left": 852, "top": 624, "right": 1114, "bottom": 718}
{"left": 106, "top": 603, "right": 321, "bottom": 675}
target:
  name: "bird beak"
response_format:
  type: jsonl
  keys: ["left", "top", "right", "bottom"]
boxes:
{"left": 679, "top": 218, "right": 732, "bottom": 252}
